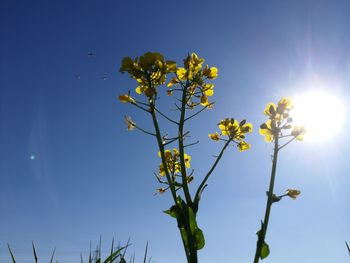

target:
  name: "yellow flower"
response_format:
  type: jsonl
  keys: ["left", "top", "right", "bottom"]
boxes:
{"left": 200, "top": 95, "right": 209, "bottom": 106}
{"left": 165, "top": 60, "right": 177, "bottom": 73}
{"left": 203, "top": 83, "right": 214, "bottom": 96}
{"left": 135, "top": 86, "right": 147, "bottom": 94}
{"left": 240, "top": 121, "right": 253, "bottom": 133}
{"left": 264, "top": 102, "right": 277, "bottom": 117}
{"left": 218, "top": 118, "right": 238, "bottom": 136}
{"left": 118, "top": 94, "right": 135, "bottom": 103}
{"left": 184, "top": 154, "right": 191, "bottom": 168}
{"left": 277, "top": 97, "right": 293, "bottom": 111}
{"left": 259, "top": 120, "right": 274, "bottom": 142}
{"left": 291, "top": 126, "right": 305, "bottom": 141}
{"left": 184, "top": 53, "right": 205, "bottom": 72}
{"left": 285, "top": 189, "right": 301, "bottom": 199}
{"left": 167, "top": 77, "right": 179, "bottom": 88}
{"left": 120, "top": 52, "right": 177, "bottom": 98}
{"left": 237, "top": 141, "right": 251, "bottom": 152}
{"left": 208, "top": 132, "right": 220, "bottom": 141}
{"left": 218, "top": 118, "right": 252, "bottom": 140}
{"left": 202, "top": 65, "right": 218, "bottom": 79}
{"left": 158, "top": 149, "right": 191, "bottom": 176}
{"left": 159, "top": 163, "right": 165, "bottom": 176}
{"left": 176, "top": 67, "right": 187, "bottom": 81}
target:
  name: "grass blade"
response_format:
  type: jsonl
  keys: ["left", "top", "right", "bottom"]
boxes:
{"left": 122, "top": 238, "right": 130, "bottom": 259}
{"left": 142, "top": 242, "right": 148, "bottom": 263}
{"left": 102, "top": 246, "right": 126, "bottom": 263}
{"left": 49, "top": 247, "right": 56, "bottom": 263}
{"left": 109, "top": 237, "right": 115, "bottom": 263}
{"left": 7, "top": 244, "right": 16, "bottom": 263}
{"left": 32, "top": 241, "right": 38, "bottom": 263}
{"left": 89, "top": 241, "right": 92, "bottom": 263}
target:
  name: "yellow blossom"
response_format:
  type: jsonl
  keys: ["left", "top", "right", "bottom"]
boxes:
{"left": 264, "top": 102, "right": 277, "bottom": 117}
{"left": 208, "top": 132, "right": 220, "bottom": 141}
{"left": 119, "top": 52, "right": 178, "bottom": 98}
{"left": 259, "top": 120, "right": 274, "bottom": 142}
{"left": 184, "top": 53, "right": 205, "bottom": 73}
{"left": 278, "top": 97, "right": 293, "bottom": 111}
{"left": 184, "top": 154, "right": 191, "bottom": 168}
{"left": 203, "top": 65, "right": 218, "bottom": 79}
{"left": 203, "top": 83, "right": 214, "bottom": 96}
{"left": 158, "top": 149, "right": 191, "bottom": 176}
{"left": 237, "top": 141, "right": 251, "bottom": 152}
{"left": 200, "top": 95, "right": 209, "bottom": 106}
{"left": 119, "top": 94, "right": 135, "bottom": 103}
{"left": 291, "top": 126, "right": 305, "bottom": 141}
{"left": 285, "top": 189, "right": 301, "bottom": 199}
{"left": 167, "top": 77, "right": 179, "bottom": 87}
{"left": 176, "top": 68, "right": 187, "bottom": 80}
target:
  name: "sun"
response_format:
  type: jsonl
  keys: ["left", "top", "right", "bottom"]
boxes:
{"left": 291, "top": 91, "right": 346, "bottom": 142}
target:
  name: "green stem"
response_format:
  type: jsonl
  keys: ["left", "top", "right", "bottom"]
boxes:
{"left": 150, "top": 103, "right": 192, "bottom": 262}
{"left": 177, "top": 84, "right": 198, "bottom": 263}
{"left": 178, "top": 84, "right": 193, "bottom": 207}
{"left": 253, "top": 136, "right": 279, "bottom": 263}
{"left": 193, "top": 138, "right": 233, "bottom": 213}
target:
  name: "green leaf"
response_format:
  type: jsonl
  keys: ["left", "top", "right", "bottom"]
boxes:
{"left": 188, "top": 207, "right": 205, "bottom": 250}
{"left": 194, "top": 228, "right": 205, "bottom": 250}
{"left": 163, "top": 205, "right": 177, "bottom": 218}
{"left": 102, "top": 246, "right": 126, "bottom": 263}
{"left": 260, "top": 241, "right": 270, "bottom": 260}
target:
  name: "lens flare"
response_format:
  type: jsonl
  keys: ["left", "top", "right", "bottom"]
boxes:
{"left": 291, "top": 91, "right": 345, "bottom": 142}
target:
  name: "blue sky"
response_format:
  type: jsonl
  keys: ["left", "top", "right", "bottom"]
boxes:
{"left": 1, "top": 0, "right": 350, "bottom": 262}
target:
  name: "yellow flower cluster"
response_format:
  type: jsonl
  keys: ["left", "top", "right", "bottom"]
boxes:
{"left": 158, "top": 148, "right": 191, "bottom": 176}
{"left": 167, "top": 53, "right": 218, "bottom": 107}
{"left": 208, "top": 118, "right": 253, "bottom": 152}
{"left": 119, "top": 52, "right": 176, "bottom": 98}
{"left": 259, "top": 97, "right": 305, "bottom": 142}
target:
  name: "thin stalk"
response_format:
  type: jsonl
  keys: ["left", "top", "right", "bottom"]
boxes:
{"left": 253, "top": 136, "right": 279, "bottom": 263}
{"left": 178, "top": 83, "right": 198, "bottom": 263}
{"left": 150, "top": 101, "right": 191, "bottom": 262}
{"left": 178, "top": 83, "right": 193, "bottom": 206}
{"left": 193, "top": 137, "right": 233, "bottom": 213}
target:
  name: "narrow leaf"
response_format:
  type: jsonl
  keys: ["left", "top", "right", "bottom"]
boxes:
{"left": 102, "top": 246, "right": 126, "bottom": 263}
{"left": 7, "top": 244, "right": 16, "bottom": 263}
{"left": 49, "top": 247, "right": 56, "bottom": 263}
{"left": 32, "top": 241, "right": 38, "bottom": 263}
{"left": 143, "top": 242, "right": 148, "bottom": 263}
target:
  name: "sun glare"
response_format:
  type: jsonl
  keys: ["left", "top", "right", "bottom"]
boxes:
{"left": 291, "top": 91, "right": 345, "bottom": 142}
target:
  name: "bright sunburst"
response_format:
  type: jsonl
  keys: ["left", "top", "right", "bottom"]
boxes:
{"left": 291, "top": 91, "right": 346, "bottom": 142}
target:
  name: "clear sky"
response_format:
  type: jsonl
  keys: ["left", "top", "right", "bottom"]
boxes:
{"left": 1, "top": 0, "right": 349, "bottom": 262}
